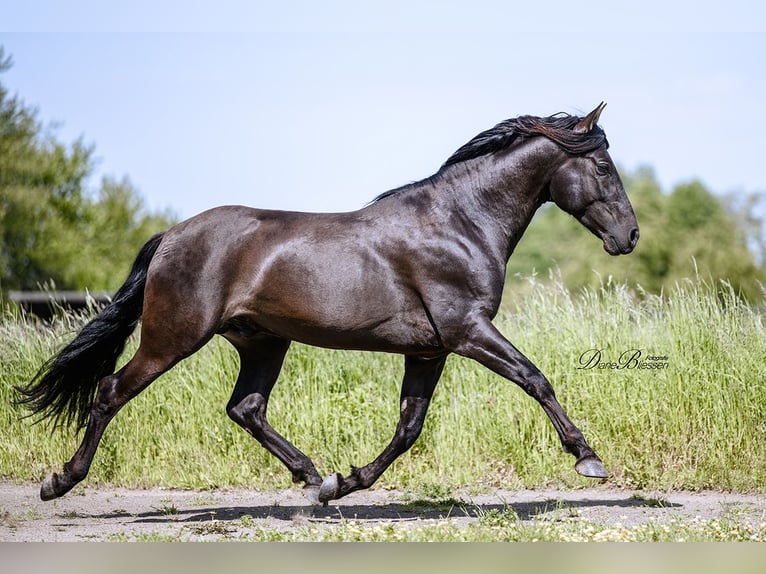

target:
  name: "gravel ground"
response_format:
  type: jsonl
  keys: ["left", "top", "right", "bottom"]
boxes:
{"left": 2, "top": 482, "right": 765, "bottom": 541}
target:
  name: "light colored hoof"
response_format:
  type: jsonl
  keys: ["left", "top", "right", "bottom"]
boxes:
{"left": 303, "top": 485, "right": 321, "bottom": 505}
{"left": 318, "top": 473, "right": 342, "bottom": 505}
{"left": 575, "top": 457, "right": 609, "bottom": 479}
{"left": 40, "top": 473, "right": 59, "bottom": 501}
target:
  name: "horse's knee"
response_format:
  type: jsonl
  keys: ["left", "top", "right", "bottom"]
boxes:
{"left": 516, "top": 371, "right": 556, "bottom": 402}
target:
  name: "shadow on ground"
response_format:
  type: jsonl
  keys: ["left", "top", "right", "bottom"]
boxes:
{"left": 91, "top": 495, "right": 681, "bottom": 526}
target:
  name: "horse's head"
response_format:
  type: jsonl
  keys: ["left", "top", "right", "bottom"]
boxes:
{"left": 548, "top": 103, "right": 639, "bottom": 255}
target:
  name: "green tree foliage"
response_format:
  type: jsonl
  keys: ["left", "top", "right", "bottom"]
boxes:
{"left": 0, "top": 47, "right": 175, "bottom": 293}
{"left": 507, "top": 166, "right": 766, "bottom": 302}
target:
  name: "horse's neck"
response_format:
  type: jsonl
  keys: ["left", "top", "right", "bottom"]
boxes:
{"left": 443, "top": 138, "right": 562, "bottom": 260}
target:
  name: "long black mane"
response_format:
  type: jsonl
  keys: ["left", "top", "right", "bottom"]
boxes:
{"left": 442, "top": 112, "right": 608, "bottom": 168}
{"left": 373, "top": 112, "right": 608, "bottom": 203}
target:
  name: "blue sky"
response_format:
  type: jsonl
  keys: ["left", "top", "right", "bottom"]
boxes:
{"left": 2, "top": 2, "right": 765, "bottom": 219}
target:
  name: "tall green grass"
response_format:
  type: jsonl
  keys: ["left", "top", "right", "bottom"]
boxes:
{"left": 1, "top": 275, "right": 764, "bottom": 493}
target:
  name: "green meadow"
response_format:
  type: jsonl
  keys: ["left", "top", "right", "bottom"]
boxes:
{"left": 1, "top": 275, "right": 764, "bottom": 495}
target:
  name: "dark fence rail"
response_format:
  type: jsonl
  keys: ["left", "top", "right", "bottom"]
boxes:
{"left": 6, "top": 291, "right": 113, "bottom": 321}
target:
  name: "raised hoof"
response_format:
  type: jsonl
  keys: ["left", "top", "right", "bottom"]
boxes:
{"left": 40, "top": 473, "right": 60, "bottom": 501}
{"left": 318, "top": 473, "right": 342, "bottom": 505}
{"left": 575, "top": 457, "right": 609, "bottom": 479}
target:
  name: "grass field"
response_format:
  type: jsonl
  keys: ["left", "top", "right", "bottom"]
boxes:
{"left": 1, "top": 275, "right": 765, "bottom": 496}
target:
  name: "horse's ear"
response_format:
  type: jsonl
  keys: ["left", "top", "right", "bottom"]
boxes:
{"left": 573, "top": 102, "right": 606, "bottom": 133}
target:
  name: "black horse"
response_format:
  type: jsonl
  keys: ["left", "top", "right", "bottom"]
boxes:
{"left": 17, "top": 103, "right": 638, "bottom": 504}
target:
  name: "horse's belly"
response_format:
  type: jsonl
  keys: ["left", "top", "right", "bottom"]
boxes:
{"left": 312, "top": 323, "right": 440, "bottom": 353}
{"left": 224, "top": 300, "right": 441, "bottom": 354}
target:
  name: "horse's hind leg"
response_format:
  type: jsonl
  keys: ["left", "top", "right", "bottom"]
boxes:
{"left": 40, "top": 346, "right": 182, "bottom": 500}
{"left": 318, "top": 354, "right": 447, "bottom": 504}
{"left": 225, "top": 336, "right": 324, "bottom": 500}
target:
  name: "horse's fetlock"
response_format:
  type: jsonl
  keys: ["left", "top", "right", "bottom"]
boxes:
{"left": 349, "top": 465, "right": 364, "bottom": 481}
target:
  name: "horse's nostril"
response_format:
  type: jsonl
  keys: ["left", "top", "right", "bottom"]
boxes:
{"left": 629, "top": 228, "right": 640, "bottom": 247}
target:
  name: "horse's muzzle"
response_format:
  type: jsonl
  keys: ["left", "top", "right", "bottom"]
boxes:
{"left": 603, "top": 226, "right": 639, "bottom": 255}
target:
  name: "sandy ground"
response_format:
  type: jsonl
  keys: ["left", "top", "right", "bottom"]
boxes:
{"left": 2, "top": 482, "right": 765, "bottom": 541}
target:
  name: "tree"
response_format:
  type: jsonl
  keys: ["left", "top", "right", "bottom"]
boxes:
{"left": 0, "top": 46, "right": 175, "bottom": 294}
{"left": 664, "top": 181, "right": 763, "bottom": 299}
{"left": 724, "top": 190, "right": 766, "bottom": 268}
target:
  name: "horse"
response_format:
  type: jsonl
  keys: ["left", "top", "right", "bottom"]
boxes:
{"left": 16, "top": 102, "right": 639, "bottom": 504}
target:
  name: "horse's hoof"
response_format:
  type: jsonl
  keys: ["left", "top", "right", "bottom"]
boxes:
{"left": 575, "top": 457, "right": 609, "bottom": 479}
{"left": 303, "top": 485, "right": 321, "bottom": 505}
{"left": 318, "top": 473, "right": 342, "bottom": 505}
{"left": 40, "top": 473, "right": 59, "bottom": 501}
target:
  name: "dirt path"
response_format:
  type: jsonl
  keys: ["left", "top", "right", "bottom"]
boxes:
{"left": 1, "top": 482, "right": 765, "bottom": 541}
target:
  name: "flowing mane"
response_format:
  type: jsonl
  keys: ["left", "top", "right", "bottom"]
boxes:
{"left": 442, "top": 112, "right": 609, "bottom": 168}
{"left": 373, "top": 111, "right": 609, "bottom": 203}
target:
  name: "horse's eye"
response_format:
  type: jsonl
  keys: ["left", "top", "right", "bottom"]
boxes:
{"left": 596, "top": 162, "right": 611, "bottom": 175}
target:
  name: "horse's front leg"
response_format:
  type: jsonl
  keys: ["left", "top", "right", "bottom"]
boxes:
{"left": 318, "top": 354, "right": 447, "bottom": 504}
{"left": 453, "top": 317, "right": 608, "bottom": 478}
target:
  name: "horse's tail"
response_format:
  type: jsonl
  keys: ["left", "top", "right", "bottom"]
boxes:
{"left": 15, "top": 232, "right": 166, "bottom": 431}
